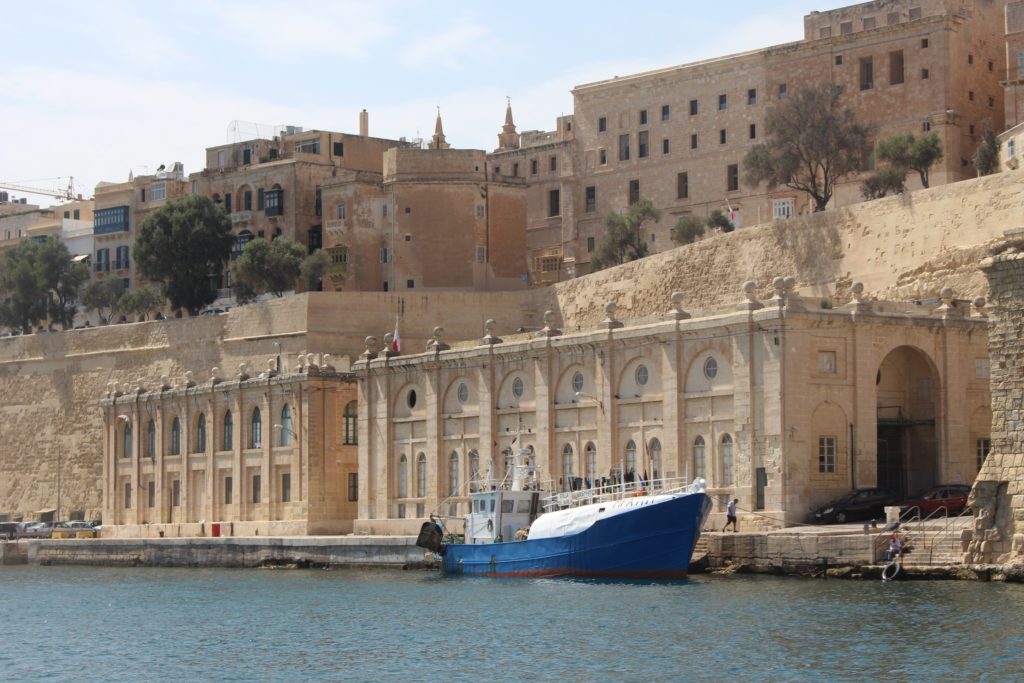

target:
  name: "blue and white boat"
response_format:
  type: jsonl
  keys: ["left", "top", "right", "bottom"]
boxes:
{"left": 416, "top": 450, "right": 712, "bottom": 579}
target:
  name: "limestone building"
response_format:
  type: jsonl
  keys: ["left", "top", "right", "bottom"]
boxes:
{"left": 353, "top": 282, "right": 990, "bottom": 534}
{"left": 320, "top": 118, "right": 529, "bottom": 293}
{"left": 100, "top": 356, "right": 359, "bottom": 537}
{"left": 488, "top": 104, "right": 578, "bottom": 284}
{"left": 523, "top": 0, "right": 1008, "bottom": 279}
{"left": 190, "top": 119, "right": 414, "bottom": 296}
{"left": 92, "top": 164, "right": 189, "bottom": 293}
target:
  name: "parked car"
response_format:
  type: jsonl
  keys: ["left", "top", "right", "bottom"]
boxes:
{"left": 0, "top": 522, "right": 23, "bottom": 540}
{"left": 901, "top": 484, "right": 972, "bottom": 517}
{"left": 18, "top": 522, "right": 54, "bottom": 538}
{"left": 813, "top": 488, "right": 900, "bottom": 524}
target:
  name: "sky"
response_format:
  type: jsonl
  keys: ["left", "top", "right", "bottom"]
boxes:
{"left": 0, "top": 0, "right": 852, "bottom": 207}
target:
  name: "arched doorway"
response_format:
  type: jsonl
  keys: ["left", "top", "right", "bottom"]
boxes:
{"left": 875, "top": 346, "right": 940, "bottom": 497}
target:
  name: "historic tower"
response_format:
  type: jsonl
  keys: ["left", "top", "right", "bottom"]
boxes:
{"left": 496, "top": 99, "right": 520, "bottom": 151}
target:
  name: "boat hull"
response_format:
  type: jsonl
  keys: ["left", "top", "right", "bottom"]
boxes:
{"left": 441, "top": 492, "right": 712, "bottom": 578}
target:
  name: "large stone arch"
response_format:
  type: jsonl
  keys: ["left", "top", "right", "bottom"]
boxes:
{"left": 875, "top": 345, "right": 941, "bottom": 497}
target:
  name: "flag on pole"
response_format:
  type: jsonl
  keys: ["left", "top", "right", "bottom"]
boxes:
{"left": 391, "top": 317, "right": 401, "bottom": 353}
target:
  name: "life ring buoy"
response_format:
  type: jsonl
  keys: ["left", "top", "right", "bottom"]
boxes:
{"left": 882, "top": 561, "right": 902, "bottom": 582}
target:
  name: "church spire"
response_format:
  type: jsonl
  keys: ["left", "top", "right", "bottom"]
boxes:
{"left": 497, "top": 96, "right": 520, "bottom": 151}
{"left": 429, "top": 106, "right": 450, "bottom": 150}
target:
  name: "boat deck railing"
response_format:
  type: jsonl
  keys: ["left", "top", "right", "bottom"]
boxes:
{"left": 540, "top": 477, "right": 703, "bottom": 512}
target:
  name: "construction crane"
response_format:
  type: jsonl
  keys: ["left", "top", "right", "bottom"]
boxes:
{"left": 0, "top": 177, "right": 84, "bottom": 202}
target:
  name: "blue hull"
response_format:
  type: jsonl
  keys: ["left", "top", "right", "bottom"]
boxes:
{"left": 441, "top": 492, "right": 712, "bottom": 578}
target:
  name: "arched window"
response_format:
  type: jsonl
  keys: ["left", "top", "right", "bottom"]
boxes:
{"left": 417, "top": 452, "right": 427, "bottom": 498}
{"left": 625, "top": 440, "right": 637, "bottom": 478}
{"left": 146, "top": 420, "right": 155, "bottom": 458}
{"left": 449, "top": 452, "right": 459, "bottom": 497}
{"left": 562, "top": 443, "right": 574, "bottom": 489}
{"left": 251, "top": 407, "right": 262, "bottom": 448}
{"left": 196, "top": 414, "right": 206, "bottom": 453}
{"left": 279, "top": 404, "right": 292, "bottom": 446}
{"left": 721, "top": 434, "right": 734, "bottom": 486}
{"left": 170, "top": 417, "right": 181, "bottom": 455}
{"left": 469, "top": 450, "right": 480, "bottom": 492}
{"left": 649, "top": 438, "right": 662, "bottom": 479}
{"left": 398, "top": 454, "right": 409, "bottom": 498}
{"left": 343, "top": 400, "right": 357, "bottom": 445}
{"left": 694, "top": 436, "right": 706, "bottom": 481}
{"left": 123, "top": 423, "right": 133, "bottom": 459}
{"left": 585, "top": 442, "right": 597, "bottom": 486}
{"left": 223, "top": 411, "right": 233, "bottom": 451}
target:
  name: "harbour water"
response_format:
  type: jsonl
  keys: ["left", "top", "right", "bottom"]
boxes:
{"left": 1, "top": 566, "right": 1022, "bottom": 682}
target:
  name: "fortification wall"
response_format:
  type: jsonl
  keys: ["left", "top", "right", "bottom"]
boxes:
{"left": 0, "top": 293, "right": 537, "bottom": 520}
{"left": 963, "top": 246, "right": 1024, "bottom": 565}
{"left": 1, "top": 170, "right": 1021, "bottom": 521}
{"left": 541, "top": 170, "right": 1023, "bottom": 328}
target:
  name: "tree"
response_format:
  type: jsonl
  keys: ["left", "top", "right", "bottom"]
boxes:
{"left": 117, "top": 284, "right": 164, "bottom": 320}
{"left": 670, "top": 215, "right": 706, "bottom": 245}
{"left": 134, "top": 195, "right": 234, "bottom": 315}
{"left": 81, "top": 277, "right": 124, "bottom": 324}
{"left": 230, "top": 238, "right": 305, "bottom": 298}
{"left": 706, "top": 209, "right": 734, "bottom": 233}
{"left": 743, "top": 82, "right": 874, "bottom": 212}
{"left": 860, "top": 166, "right": 908, "bottom": 200}
{"left": 590, "top": 199, "right": 661, "bottom": 271}
{"left": 875, "top": 132, "right": 943, "bottom": 188}
{"left": 0, "top": 239, "right": 49, "bottom": 332}
{"left": 38, "top": 238, "right": 90, "bottom": 329}
{"left": 301, "top": 249, "right": 330, "bottom": 291}
{"left": 973, "top": 123, "right": 1000, "bottom": 177}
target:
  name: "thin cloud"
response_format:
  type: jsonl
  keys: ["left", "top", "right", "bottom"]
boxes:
{"left": 399, "top": 20, "right": 489, "bottom": 69}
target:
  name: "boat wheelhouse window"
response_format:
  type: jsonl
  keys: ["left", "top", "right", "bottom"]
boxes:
{"left": 517, "top": 500, "right": 532, "bottom": 513}
{"left": 502, "top": 500, "right": 514, "bottom": 513}
{"left": 490, "top": 499, "right": 496, "bottom": 512}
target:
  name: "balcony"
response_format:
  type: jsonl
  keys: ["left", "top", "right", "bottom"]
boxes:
{"left": 325, "top": 219, "right": 345, "bottom": 238}
{"left": 112, "top": 259, "right": 130, "bottom": 271}
{"left": 94, "top": 262, "right": 110, "bottom": 273}
{"left": 230, "top": 211, "right": 252, "bottom": 224}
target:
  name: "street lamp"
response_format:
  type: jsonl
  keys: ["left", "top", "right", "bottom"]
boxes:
{"left": 574, "top": 391, "right": 604, "bottom": 412}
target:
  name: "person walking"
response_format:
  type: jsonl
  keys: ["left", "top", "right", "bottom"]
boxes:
{"left": 723, "top": 498, "right": 739, "bottom": 532}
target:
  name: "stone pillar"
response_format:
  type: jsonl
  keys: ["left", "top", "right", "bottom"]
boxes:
{"left": 963, "top": 248, "right": 1024, "bottom": 564}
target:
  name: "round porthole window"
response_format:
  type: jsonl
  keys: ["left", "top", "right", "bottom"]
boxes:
{"left": 703, "top": 357, "right": 718, "bottom": 380}
{"left": 457, "top": 383, "right": 469, "bottom": 403}
{"left": 635, "top": 364, "right": 649, "bottom": 386}
{"left": 572, "top": 371, "right": 584, "bottom": 393}
{"left": 512, "top": 377, "right": 524, "bottom": 398}
{"left": 407, "top": 389, "right": 418, "bottom": 409}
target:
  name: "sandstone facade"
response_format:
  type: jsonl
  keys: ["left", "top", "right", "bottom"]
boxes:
{"left": 353, "top": 284, "right": 989, "bottom": 535}
{"left": 100, "top": 364, "right": 357, "bottom": 538}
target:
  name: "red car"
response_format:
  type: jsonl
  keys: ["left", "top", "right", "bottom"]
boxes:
{"left": 901, "top": 485, "right": 972, "bottom": 517}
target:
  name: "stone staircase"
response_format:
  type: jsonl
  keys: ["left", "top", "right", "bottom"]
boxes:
{"left": 888, "top": 518, "right": 970, "bottom": 567}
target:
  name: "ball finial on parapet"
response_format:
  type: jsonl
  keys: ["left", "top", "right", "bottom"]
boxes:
{"left": 600, "top": 302, "right": 624, "bottom": 329}
{"left": 972, "top": 296, "right": 987, "bottom": 318}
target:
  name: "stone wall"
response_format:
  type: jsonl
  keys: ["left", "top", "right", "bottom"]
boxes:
{"left": 1, "top": 169, "right": 1021, "bottom": 523}
{"left": 963, "top": 246, "right": 1024, "bottom": 564}
{"left": 540, "top": 170, "right": 1024, "bottom": 329}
